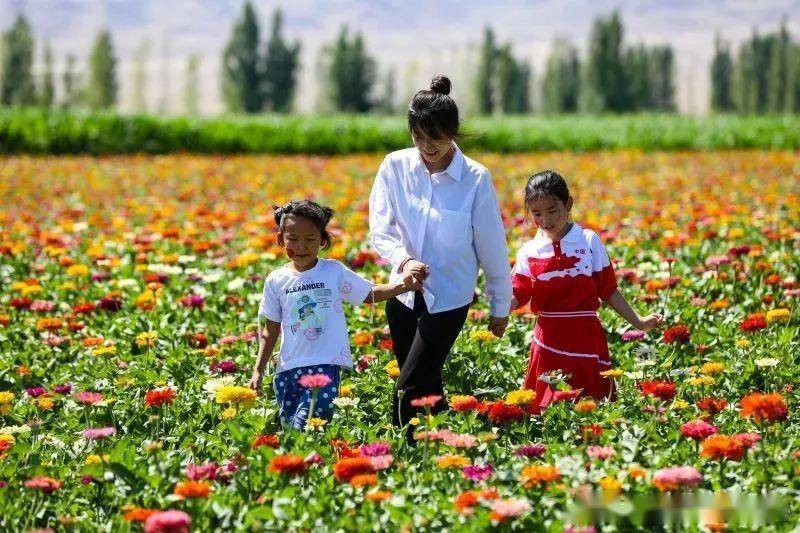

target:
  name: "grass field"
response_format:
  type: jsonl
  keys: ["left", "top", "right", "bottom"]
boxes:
{"left": 1, "top": 109, "right": 799, "bottom": 154}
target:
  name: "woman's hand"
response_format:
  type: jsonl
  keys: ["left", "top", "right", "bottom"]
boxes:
{"left": 637, "top": 313, "right": 664, "bottom": 332}
{"left": 402, "top": 259, "right": 429, "bottom": 291}
{"left": 488, "top": 315, "right": 509, "bottom": 338}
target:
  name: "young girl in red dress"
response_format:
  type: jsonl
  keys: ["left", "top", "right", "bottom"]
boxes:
{"left": 510, "top": 170, "right": 663, "bottom": 411}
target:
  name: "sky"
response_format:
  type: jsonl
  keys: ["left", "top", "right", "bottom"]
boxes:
{"left": 1, "top": 0, "right": 799, "bottom": 115}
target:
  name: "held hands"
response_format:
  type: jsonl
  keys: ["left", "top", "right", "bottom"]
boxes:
{"left": 402, "top": 259, "right": 430, "bottom": 291}
{"left": 636, "top": 313, "right": 664, "bottom": 332}
{"left": 488, "top": 315, "right": 509, "bottom": 338}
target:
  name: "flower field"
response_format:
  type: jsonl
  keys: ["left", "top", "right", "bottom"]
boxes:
{"left": 0, "top": 150, "right": 798, "bottom": 531}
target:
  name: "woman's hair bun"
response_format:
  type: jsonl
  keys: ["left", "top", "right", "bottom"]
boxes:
{"left": 430, "top": 75, "right": 451, "bottom": 96}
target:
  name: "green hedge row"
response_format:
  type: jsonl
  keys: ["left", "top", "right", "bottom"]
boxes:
{"left": 0, "top": 108, "right": 798, "bottom": 154}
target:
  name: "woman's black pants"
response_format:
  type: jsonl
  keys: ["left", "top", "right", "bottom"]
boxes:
{"left": 385, "top": 292, "right": 470, "bottom": 436}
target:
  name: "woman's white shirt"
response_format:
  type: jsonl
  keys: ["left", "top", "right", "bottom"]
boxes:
{"left": 369, "top": 146, "right": 511, "bottom": 316}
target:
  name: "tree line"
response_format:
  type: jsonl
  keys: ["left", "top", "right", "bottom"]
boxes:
{"left": 1, "top": 6, "right": 797, "bottom": 115}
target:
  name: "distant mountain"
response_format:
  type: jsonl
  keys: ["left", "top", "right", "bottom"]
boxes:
{"left": 1, "top": 0, "right": 797, "bottom": 114}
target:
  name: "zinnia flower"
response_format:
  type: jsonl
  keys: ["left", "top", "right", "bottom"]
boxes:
{"left": 333, "top": 457, "right": 373, "bottom": 482}
{"left": 739, "top": 392, "right": 788, "bottom": 423}
{"left": 144, "top": 510, "right": 191, "bottom": 533}
{"left": 252, "top": 434, "right": 280, "bottom": 449}
{"left": 410, "top": 395, "right": 443, "bottom": 408}
{"left": 663, "top": 324, "right": 691, "bottom": 344}
{"left": 586, "top": 445, "right": 615, "bottom": 460}
{"left": 680, "top": 420, "right": 717, "bottom": 441}
{"left": 297, "top": 374, "right": 333, "bottom": 389}
{"left": 82, "top": 427, "right": 117, "bottom": 440}
{"left": 515, "top": 443, "right": 546, "bottom": 459}
{"left": 490, "top": 497, "right": 531, "bottom": 522}
{"left": 174, "top": 480, "right": 211, "bottom": 499}
{"left": 700, "top": 435, "right": 748, "bottom": 461}
{"left": 520, "top": 464, "right": 560, "bottom": 487}
{"left": 740, "top": 313, "right": 767, "bottom": 332}
{"left": 75, "top": 391, "right": 103, "bottom": 405}
{"left": 697, "top": 397, "right": 727, "bottom": 415}
{"left": 214, "top": 386, "right": 257, "bottom": 408}
{"left": 621, "top": 330, "right": 645, "bottom": 342}
{"left": 461, "top": 464, "right": 493, "bottom": 482}
{"left": 450, "top": 394, "right": 481, "bottom": 412}
{"left": 145, "top": 388, "right": 176, "bottom": 408}
{"left": 652, "top": 466, "right": 703, "bottom": 491}
{"left": 269, "top": 454, "right": 308, "bottom": 476}
{"left": 487, "top": 402, "right": 525, "bottom": 424}
{"left": 639, "top": 381, "right": 677, "bottom": 401}
{"left": 24, "top": 476, "right": 62, "bottom": 493}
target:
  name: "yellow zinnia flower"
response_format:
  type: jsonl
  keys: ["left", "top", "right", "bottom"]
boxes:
{"left": 766, "top": 309, "right": 791, "bottom": 325}
{"left": 214, "top": 386, "right": 257, "bottom": 408}
{"left": 505, "top": 389, "right": 536, "bottom": 406}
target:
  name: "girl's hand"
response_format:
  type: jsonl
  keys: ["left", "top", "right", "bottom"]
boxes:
{"left": 249, "top": 371, "right": 263, "bottom": 393}
{"left": 488, "top": 316, "right": 509, "bottom": 338}
{"left": 402, "top": 260, "right": 429, "bottom": 290}
{"left": 637, "top": 313, "right": 664, "bottom": 332}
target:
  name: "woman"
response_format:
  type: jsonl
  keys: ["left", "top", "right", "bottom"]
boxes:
{"left": 369, "top": 74, "right": 511, "bottom": 436}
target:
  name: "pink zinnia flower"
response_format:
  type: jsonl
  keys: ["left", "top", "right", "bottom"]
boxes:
{"left": 297, "top": 373, "right": 332, "bottom": 389}
{"left": 30, "top": 300, "right": 56, "bottom": 312}
{"left": 144, "top": 509, "right": 191, "bottom": 533}
{"left": 515, "top": 443, "right": 546, "bottom": 458}
{"left": 705, "top": 255, "right": 730, "bottom": 267}
{"left": 442, "top": 433, "right": 478, "bottom": 448}
{"left": 490, "top": 497, "right": 531, "bottom": 521}
{"left": 462, "top": 464, "right": 493, "bottom": 482}
{"left": 219, "top": 335, "right": 239, "bottom": 345}
{"left": 53, "top": 384, "right": 72, "bottom": 395}
{"left": 75, "top": 391, "right": 103, "bottom": 405}
{"left": 621, "top": 330, "right": 645, "bottom": 342}
{"left": 82, "top": 427, "right": 117, "bottom": 440}
{"left": 25, "top": 386, "right": 46, "bottom": 398}
{"left": 734, "top": 432, "right": 762, "bottom": 448}
{"left": 43, "top": 335, "right": 64, "bottom": 346}
{"left": 367, "top": 455, "right": 394, "bottom": 470}
{"left": 652, "top": 466, "right": 703, "bottom": 491}
{"left": 586, "top": 445, "right": 615, "bottom": 460}
{"left": 410, "top": 395, "right": 443, "bottom": 408}
{"left": 24, "top": 476, "right": 62, "bottom": 494}
{"left": 180, "top": 294, "right": 205, "bottom": 309}
{"left": 209, "top": 360, "right": 237, "bottom": 374}
{"left": 187, "top": 461, "right": 219, "bottom": 481}
{"left": 360, "top": 442, "right": 391, "bottom": 457}
{"left": 680, "top": 420, "right": 717, "bottom": 441}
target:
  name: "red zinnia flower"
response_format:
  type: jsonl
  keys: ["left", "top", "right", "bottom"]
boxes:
{"left": 663, "top": 324, "right": 691, "bottom": 344}
{"left": 145, "top": 388, "right": 176, "bottom": 408}
{"left": 739, "top": 313, "right": 767, "bottom": 332}
{"left": 697, "top": 397, "right": 727, "bottom": 415}
{"left": 487, "top": 402, "right": 525, "bottom": 424}
{"left": 639, "top": 381, "right": 677, "bottom": 401}
{"left": 252, "top": 434, "right": 280, "bottom": 449}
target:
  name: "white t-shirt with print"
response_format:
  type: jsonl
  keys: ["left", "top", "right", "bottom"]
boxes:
{"left": 258, "top": 258, "right": 373, "bottom": 373}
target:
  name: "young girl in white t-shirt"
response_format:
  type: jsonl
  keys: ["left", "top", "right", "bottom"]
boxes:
{"left": 249, "top": 200, "right": 418, "bottom": 429}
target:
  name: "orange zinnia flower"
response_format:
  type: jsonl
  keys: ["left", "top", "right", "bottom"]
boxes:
{"left": 174, "top": 480, "right": 211, "bottom": 499}
{"left": 349, "top": 473, "right": 378, "bottom": 488}
{"left": 333, "top": 457, "right": 373, "bottom": 482}
{"left": 268, "top": 454, "right": 308, "bottom": 476}
{"left": 739, "top": 392, "right": 788, "bottom": 423}
{"left": 700, "top": 435, "right": 748, "bottom": 462}
{"left": 520, "top": 465, "right": 560, "bottom": 488}
{"left": 122, "top": 507, "right": 157, "bottom": 522}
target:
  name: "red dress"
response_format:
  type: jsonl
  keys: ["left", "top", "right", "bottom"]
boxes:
{"left": 511, "top": 223, "right": 618, "bottom": 412}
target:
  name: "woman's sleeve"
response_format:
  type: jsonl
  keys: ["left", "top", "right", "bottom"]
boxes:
{"left": 369, "top": 157, "right": 410, "bottom": 273}
{"left": 511, "top": 247, "right": 534, "bottom": 308}
{"left": 472, "top": 171, "right": 512, "bottom": 317}
{"left": 590, "top": 233, "right": 618, "bottom": 301}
